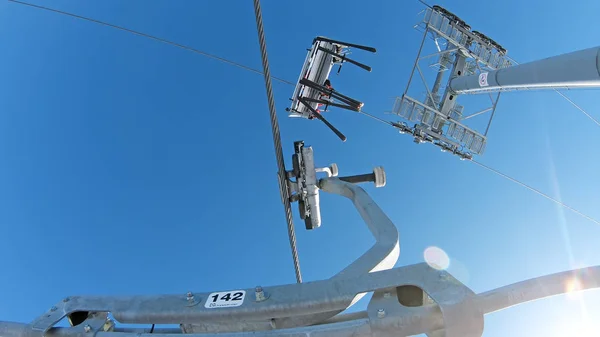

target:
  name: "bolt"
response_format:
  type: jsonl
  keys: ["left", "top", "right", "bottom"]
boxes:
{"left": 103, "top": 319, "right": 115, "bottom": 332}
{"left": 377, "top": 308, "right": 386, "bottom": 319}
{"left": 439, "top": 272, "right": 451, "bottom": 281}
{"left": 84, "top": 325, "right": 91, "bottom": 333}
{"left": 255, "top": 286, "right": 266, "bottom": 302}
{"left": 186, "top": 292, "right": 195, "bottom": 302}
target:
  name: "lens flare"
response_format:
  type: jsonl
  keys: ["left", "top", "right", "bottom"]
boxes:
{"left": 424, "top": 246, "right": 450, "bottom": 270}
{"left": 565, "top": 277, "right": 583, "bottom": 300}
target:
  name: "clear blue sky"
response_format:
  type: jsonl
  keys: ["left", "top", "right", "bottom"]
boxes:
{"left": 1, "top": 0, "right": 600, "bottom": 336}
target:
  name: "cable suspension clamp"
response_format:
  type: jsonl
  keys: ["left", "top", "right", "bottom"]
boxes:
{"left": 286, "top": 141, "right": 386, "bottom": 230}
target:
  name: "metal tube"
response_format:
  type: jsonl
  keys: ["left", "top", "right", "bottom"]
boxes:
{"left": 476, "top": 265, "right": 600, "bottom": 314}
{"left": 450, "top": 46, "right": 600, "bottom": 94}
{"left": 484, "top": 92, "right": 501, "bottom": 136}
{"left": 0, "top": 320, "right": 376, "bottom": 337}
{"left": 402, "top": 27, "right": 429, "bottom": 99}
{"left": 319, "top": 177, "right": 400, "bottom": 279}
{"left": 2, "top": 266, "right": 600, "bottom": 337}
{"left": 430, "top": 45, "right": 452, "bottom": 98}
{"left": 338, "top": 173, "right": 375, "bottom": 184}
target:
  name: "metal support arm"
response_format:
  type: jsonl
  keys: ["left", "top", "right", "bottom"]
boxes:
{"left": 320, "top": 178, "right": 399, "bottom": 280}
{"left": 2, "top": 139, "right": 600, "bottom": 337}
{"left": 450, "top": 46, "right": 600, "bottom": 94}
{"left": 2, "top": 265, "right": 599, "bottom": 337}
{"left": 3, "top": 167, "right": 399, "bottom": 336}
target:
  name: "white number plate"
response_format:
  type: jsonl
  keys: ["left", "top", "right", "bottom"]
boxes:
{"left": 205, "top": 290, "right": 246, "bottom": 308}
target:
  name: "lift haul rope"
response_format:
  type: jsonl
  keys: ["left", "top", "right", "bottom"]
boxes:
{"left": 6, "top": 0, "right": 600, "bottom": 268}
{"left": 252, "top": 0, "right": 303, "bottom": 283}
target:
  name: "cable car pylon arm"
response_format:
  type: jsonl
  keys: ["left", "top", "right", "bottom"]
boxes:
{"left": 393, "top": 5, "right": 600, "bottom": 160}
{"left": 449, "top": 46, "right": 600, "bottom": 94}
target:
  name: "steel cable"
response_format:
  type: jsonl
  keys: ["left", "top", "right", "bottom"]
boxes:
{"left": 471, "top": 159, "right": 600, "bottom": 225}
{"left": 252, "top": 0, "right": 302, "bottom": 283}
{"left": 6, "top": 0, "right": 295, "bottom": 86}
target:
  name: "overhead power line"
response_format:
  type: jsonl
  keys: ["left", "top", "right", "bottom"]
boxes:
{"left": 6, "top": 0, "right": 295, "bottom": 86}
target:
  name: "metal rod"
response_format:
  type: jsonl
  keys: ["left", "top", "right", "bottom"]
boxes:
{"left": 314, "top": 36, "right": 377, "bottom": 53}
{"left": 338, "top": 174, "right": 374, "bottom": 184}
{"left": 484, "top": 92, "right": 501, "bottom": 136}
{"left": 420, "top": 47, "right": 458, "bottom": 61}
{"left": 461, "top": 107, "right": 493, "bottom": 120}
{"left": 450, "top": 46, "right": 600, "bottom": 94}
{"left": 301, "top": 97, "right": 357, "bottom": 112}
{"left": 430, "top": 44, "right": 453, "bottom": 106}
{"left": 316, "top": 47, "right": 372, "bottom": 72}
{"left": 299, "top": 99, "right": 347, "bottom": 142}
{"left": 402, "top": 27, "right": 429, "bottom": 99}
{"left": 416, "top": 64, "right": 437, "bottom": 106}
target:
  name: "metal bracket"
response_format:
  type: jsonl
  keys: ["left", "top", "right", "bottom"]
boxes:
{"left": 286, "top": 141, "right": 386, "bottom": 230}
{"left": 393, "top": 5, "right": 508, "bottom": 159}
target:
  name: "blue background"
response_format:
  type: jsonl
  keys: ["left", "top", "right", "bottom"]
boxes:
{"left": 1, "top": 0, "right": 599, "bottom": 336}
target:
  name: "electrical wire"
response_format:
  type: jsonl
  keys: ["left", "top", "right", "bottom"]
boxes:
{"left": 356, "top": 110, "right": 396, "bottom": 126}
{"left": 252, "top": 0, "right": 303, "bottom": 283}
{"left": 471, "top": 159, "right": 600, "bottom": 225}
{"left": 6, "top": 0, "right": 295, "bottom": 86}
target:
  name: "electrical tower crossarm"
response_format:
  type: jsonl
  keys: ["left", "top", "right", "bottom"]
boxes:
{"left": 450, "top": 46, "right": 600, "bottom": 94}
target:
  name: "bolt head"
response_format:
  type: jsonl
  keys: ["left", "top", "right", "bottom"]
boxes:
{"left": 84, "top": 325, "right": 91, "bottom": 333}
{"left": 50, "top": 306, "right": 57, "bottom": 312}
{"left": 377, "top": 308, "right": 386, "bottom": 318}
{"left": 383, "top": 292, "right": 391, "bottom": 298}
{"left": 255, "top": 286, "right": 266, "bottom": 302}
